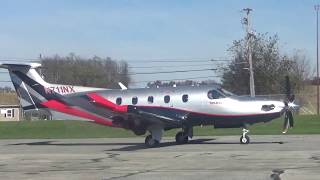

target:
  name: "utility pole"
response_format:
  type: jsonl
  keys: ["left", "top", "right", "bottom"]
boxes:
{"left": 315, "top": 5, "right": 320, "bottom": 115}
{"left": 242, "top": 8, "right": 255, "bottom": 97}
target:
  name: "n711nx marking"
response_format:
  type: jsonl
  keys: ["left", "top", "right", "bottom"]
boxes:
{"left": 45, "top": 86, "right": 75, "bottom": 94}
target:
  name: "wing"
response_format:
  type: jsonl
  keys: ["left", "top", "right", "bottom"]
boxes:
{"left": 87, "top": 92, "right": 189, "bottom": 129}
{"left": 127, "top": 106, "right": 187, "bottom": 128}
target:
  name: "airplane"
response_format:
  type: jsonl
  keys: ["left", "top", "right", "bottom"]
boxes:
{"left": 0, "top": 62, "right": 298, "bottom": 147}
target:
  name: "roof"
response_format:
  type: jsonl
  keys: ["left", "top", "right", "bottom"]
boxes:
{"left": 0, "top": 92, "right": 19, "bottom": 105}
{"left": 0, "top": 105, "right": 20, "bottom": 108}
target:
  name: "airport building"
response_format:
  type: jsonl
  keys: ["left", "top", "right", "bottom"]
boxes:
{"left": 0, "top": 105, "right": 21, "bottom": 121}
{"left": 0, "top": 92, "right": 21, "bottom": 121}
{"left": 0, "top": 92, "right": 52, "bottom": 121}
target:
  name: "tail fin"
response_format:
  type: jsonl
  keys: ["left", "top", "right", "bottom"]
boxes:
{"left": 1, "top": 63, "right": 107, "bottom": 111}
{"left": 0, "top": 63, "right": 57, "bottom": 110}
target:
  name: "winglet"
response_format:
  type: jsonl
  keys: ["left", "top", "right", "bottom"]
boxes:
{"left": 118, "top": 82, "right": 128, "bottom": 90}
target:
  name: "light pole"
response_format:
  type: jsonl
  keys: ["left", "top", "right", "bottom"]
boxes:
{"left": 315, "top": 5, "right": 320, "bottom": 115}
{"left": 243, "top": 8, "right": 255, "bottom": 97}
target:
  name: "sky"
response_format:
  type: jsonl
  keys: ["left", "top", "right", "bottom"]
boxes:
{"left": 0, "top": 0, "right": 319, "bottom": 88}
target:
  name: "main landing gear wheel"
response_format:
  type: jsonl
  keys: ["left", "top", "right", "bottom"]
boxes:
{"left": 175, "top": 131, "right": 188, "bottom": 144}
{"left": 145, "top": 135, "right": 159, "bottom": 148}
{"left": 240, "top": 135, "right": 250, "bottom": 144}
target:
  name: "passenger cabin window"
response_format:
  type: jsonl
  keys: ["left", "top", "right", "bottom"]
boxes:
{"left": 207, "top": 90, "right": 225, "bottom": 99}
{"left": 132, "top": 97, "right": 138, "bottom": 105}
{"left": 182, "top": 94, "right": 188, "bottom": 103}
{"left": 148, "top": 96, "right": 154, "bottom": 104}
{"left": 164, "top": 95, "right": 170, "bottom": 103}
{"left": 116, "top": 97, "right": 122, "bottom": 105}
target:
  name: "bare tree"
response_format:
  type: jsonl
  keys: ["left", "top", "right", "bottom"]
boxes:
{"left": 41, "top": 54, "right": 130, "bottom": 88}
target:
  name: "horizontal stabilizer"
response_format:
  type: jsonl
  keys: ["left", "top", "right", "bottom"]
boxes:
{"left": 0, "top": 62, "right": 41, "bottom": 69}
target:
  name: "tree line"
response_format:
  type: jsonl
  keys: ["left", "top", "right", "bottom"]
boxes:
{"left": 146, "top": 80, "right": 219, "bottom": 88}
{"left": 40, "top": 53, "right": 130, "bottom": 89}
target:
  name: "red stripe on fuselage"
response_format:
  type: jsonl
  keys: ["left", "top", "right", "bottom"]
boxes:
{"left": 87, "top": 92, "right": 128, "bottom": 112}
{"left": 41, "top": 100, "right": 115, "bottom": 127}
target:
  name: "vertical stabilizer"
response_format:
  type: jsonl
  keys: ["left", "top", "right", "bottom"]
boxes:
{"left": 0, "top": 63, "right": 53, "bottom": 110}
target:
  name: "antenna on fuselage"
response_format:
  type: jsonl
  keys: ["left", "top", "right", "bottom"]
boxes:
{"left": 118, "top": 82, "right": 128, "bottom": 90}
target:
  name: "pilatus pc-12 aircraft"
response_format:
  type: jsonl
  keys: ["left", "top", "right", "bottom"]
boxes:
{"left": 0, "top": 63, "right": 298, "bottom": 147}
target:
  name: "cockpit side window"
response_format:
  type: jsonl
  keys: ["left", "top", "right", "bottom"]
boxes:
{"left": 207, "top": 90, "right": 225, "bottom": 99}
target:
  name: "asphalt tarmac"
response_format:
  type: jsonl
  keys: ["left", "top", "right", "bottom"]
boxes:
{"left": 0, "top": 135, "right": 319, "bottom": 180}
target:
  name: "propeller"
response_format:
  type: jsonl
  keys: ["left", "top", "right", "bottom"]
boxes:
{"left": 282, "top": 76, "right": 295, "bottom": 134}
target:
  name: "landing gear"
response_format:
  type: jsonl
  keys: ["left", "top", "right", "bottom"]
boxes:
{"left": 175, "top": 126, "right": 193, "bottom": 144}
{"left": 144, "top": 126, "right": 163, "bottom": 148}
{"left": 175, "top": 132, "right": 188, "bottom": 144}
{"left": 240, "top": 128, "right": 250, "bottom": 144}
{"left": 145, "top": 135, "right": 159, "bottom": 148}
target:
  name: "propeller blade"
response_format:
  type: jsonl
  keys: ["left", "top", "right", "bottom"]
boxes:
{"left": 287, "top": 110, "right": 294, "bottom": 128}
{"left": 285, "top": 76, "right": 291, "bottom": 100}
{"left": 284, "top": 75, "right": 296, "bottom": 102}
{"left": 282, "top": 110, "right": 294, "bottom": 134}
{"left": 282, "top": 75, "right": 295, "bottom": 133}
{"left": 282, "top": 112, "right": 290, "bottom": 134}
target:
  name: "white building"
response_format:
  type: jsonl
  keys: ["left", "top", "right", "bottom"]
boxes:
{"left": 0, "top": 105, "right": 21, "bottom": 121}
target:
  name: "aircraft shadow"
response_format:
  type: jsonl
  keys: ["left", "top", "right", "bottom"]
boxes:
{"left": 9, "top": 141, "right": 140, "bottom": 146}
{"left": 108, "top": 139, "right": 285, "bottom": 151}
{"left": 8, "top": 138, "right": 284, "bottom": 151}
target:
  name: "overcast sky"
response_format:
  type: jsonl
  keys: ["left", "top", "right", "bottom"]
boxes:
{"left": 0, "top": 0, "right": 318, "bottom": 88}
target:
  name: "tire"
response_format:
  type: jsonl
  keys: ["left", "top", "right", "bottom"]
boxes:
{"left": 240, "top": 135, "right": 250, "bottom": 144}
{"left": 175, "top": 132, "right": 189, "bottom": 144}
{"left": 145, "top": 135, "right": 159, "bottom": 148}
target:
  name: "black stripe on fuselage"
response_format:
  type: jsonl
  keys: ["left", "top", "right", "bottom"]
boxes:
{"left": 189, "top": 111, "right": 282, "bottom": 128}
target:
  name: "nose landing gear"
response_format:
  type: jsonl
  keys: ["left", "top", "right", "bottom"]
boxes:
{"left": 240, "top": 128, "right": 250, "bottom": 144}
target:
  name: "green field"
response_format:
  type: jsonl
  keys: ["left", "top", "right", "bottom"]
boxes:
{"left": 0, "top": 115, "right": 319, "bottom": 139}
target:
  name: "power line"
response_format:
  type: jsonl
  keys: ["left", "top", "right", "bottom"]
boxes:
{"left": 126, "top": 58, "right": 231, "bottom": 63}
{"left": 128, "top": 68, "right": 217, "bottom": 75}
{"left": 132, "top": 75, "right": 222, "bottom": 84}
{"left": 128, "top": 63, "right": 217, "bottom": 69}
{"left": 0, "top": 58, "right": 231, "bottom": 64}
{"left": 0, "top": 59, "right": 39, "bottom": 62}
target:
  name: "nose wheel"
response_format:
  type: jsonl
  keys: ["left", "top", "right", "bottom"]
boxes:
{"left": 240, "top": 128, "right": 250, "bottom": 144}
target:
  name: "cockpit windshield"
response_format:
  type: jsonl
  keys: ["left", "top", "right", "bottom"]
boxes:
{"left": 217, "top": 88, "right": 234, "bottom": 97}
{"left": 207, "top": 88, "right": 234, "bottom": 99}
{"left": 207, "top": 89, "right": 225, "bottom": 99}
